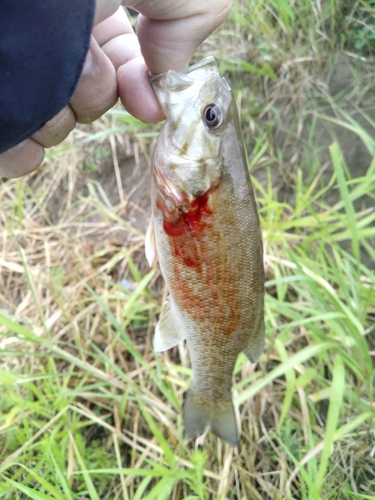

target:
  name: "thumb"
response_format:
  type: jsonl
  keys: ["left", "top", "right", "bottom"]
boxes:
{"left": 130, "top": 0, "right": 232, "bottom": 74}
{"left": 94, "top": 0, "right": 121, "bottom": 25}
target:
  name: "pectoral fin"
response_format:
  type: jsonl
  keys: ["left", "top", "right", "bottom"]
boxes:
{"left": 145, "top": 217, "right": 157, "bottom": 267}
{"left": 154, "top": 296, "right": 185, "bottom": 352}
{"left": 243, "top": 315, "right": 265, "bottom": 363}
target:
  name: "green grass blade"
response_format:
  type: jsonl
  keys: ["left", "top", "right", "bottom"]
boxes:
{"left": 235, "top": 342, "right": 337, "bottom": 405}
{"left": 138, "top": 400, "right": 176, "bottom": 468}
{"left": 0, "top": 478, "right": 53, "bottom": 500}
{"left": 134, "top": 476, "right": 154, "bottom": 500}
{"left": 329, "top": 143, "right": 360, "bottom": 262}
{"left": 275, "top": 338, "right": 296, "bottom": 429}
{"left": 17, "top": 465, "right": 65, "bottom": 500}
{"left": 316, "top": 355, "right": 345, "bottom": 490}
{"left": 71, "top": 435, "right": 100, "bottom": 500}
{"left": 142, "top": 476, "right": 176, "bottom": 500}
{"left": 277, "top": 440, "right": 323, "bottom": 500}
{"left": 48, "top": 450, "right": 74, "bottom": 500}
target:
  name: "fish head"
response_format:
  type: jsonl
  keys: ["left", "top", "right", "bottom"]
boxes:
{"left": 151, "top": 57, "right": 233, "bottom": 202}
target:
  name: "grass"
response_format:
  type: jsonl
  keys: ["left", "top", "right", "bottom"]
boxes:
{"left": 1, "top": 0, "right": 375, "bottom": 498}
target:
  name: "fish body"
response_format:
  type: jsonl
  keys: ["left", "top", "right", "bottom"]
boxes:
{"left": 147, "top": 57, "right": 264, "bottom": 445}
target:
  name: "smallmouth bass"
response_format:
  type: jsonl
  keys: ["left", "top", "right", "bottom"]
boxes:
{"left": 146, "top": 57, "right": 264, "bottom": 446}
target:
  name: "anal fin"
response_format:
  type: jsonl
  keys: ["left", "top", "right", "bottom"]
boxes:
{"left": 154, "top": 296, "right": 185, "bottom": 352}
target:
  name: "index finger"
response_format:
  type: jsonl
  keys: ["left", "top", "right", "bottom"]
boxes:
{"left": 96, "top": 7, "right": 164, "bottom": 122}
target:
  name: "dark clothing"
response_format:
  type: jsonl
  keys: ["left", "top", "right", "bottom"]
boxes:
{"left": 0, "top": 0, "right": 95, "bottom": 153}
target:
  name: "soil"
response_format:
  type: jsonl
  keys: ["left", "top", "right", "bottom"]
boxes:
{"left": 46, "top": 144, "right": 151, "bottom": 234}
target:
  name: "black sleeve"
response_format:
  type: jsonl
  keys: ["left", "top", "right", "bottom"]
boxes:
{"left": 0, "top": 0, "right": 95, "bottom": 154}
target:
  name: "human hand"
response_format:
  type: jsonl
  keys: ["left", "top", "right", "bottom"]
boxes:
{"left": 0, "top": 0, "right": 123, "bottom": 178}
{"left": 0, "top": 0, "right": 231, "bottom": 178}
{"left": 118, "top": 0, "right": 232, "bottom": 119}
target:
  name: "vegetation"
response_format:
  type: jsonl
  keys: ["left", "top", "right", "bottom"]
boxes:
{"left": 0, "top": 1, "right": 374, "bottom": 498}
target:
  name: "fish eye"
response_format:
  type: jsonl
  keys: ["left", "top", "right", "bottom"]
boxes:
{"left": 203, "top": 104, "right": 223, "bottom": 129}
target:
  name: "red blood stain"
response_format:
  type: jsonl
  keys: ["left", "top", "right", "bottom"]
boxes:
{"left": 157, "top": 190, "right": 212, "bottom": 238}
{"left": 163, "top": 190, "right": 212, "bottom": 238}
{"left": 156, "top": 187, "right": 215, "bottom": 271}
{"left": 155, "top": 182, "right": 240, "bottom": 336}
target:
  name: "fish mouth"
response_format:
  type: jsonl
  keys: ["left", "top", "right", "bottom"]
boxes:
{"left": 149, "top": 57, "right": 221, "bottom": 98}
{"left": 149, "top": 56, "right": 218, "bottom": 81}
{"left": 177, "top": 56, "right": 219, "bottom": 75}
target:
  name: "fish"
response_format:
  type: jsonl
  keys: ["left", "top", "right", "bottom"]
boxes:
{"left": 146, "top": 57, "right": 264, "bottom": 446}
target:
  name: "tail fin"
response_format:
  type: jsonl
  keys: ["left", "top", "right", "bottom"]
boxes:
{"left": 183, "top": 390, "right": 239, "bottom": 446}
{"left": 210, "top": 401, "right": 239, "bottom": 446}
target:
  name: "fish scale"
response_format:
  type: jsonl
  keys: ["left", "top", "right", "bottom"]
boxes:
{"left": 146, "top": 57, "right": 265, "bottom": 446}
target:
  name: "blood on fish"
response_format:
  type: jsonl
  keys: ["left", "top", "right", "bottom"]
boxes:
{"left": 155, "top": 184, "right": 240, "bottom": 335}
{"left": 160, "top": 189, "right": 213, "bottom": 238}
{"left": 156, "top": 187, "right": 215, "bottom": 271}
